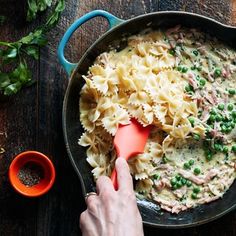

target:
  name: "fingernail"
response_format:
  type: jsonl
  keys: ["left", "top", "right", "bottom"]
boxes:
{"left": 116, "top": 157, "right": 125, "bottom": 165}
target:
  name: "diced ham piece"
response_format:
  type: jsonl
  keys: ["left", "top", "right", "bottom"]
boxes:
{"left": 205, "top": 169, "right": 219, "bottom": 182}
{"left": 179, "top": 169, "right": 219, "bottom": 185}
{"left": 179, "top": 169, "right": 205, "bottom": 185}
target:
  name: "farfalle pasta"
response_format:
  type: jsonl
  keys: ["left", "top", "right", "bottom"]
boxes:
{"left": 78, "top": 26, "right": 236, "bottom": 214}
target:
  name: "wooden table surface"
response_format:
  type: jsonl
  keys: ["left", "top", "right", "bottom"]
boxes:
{"left": 1, "top": 0, "right": 236, "bottom": 235}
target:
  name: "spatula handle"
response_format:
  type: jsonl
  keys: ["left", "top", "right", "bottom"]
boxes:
{"left": 111, "top": 169, "right": 118, "bottom": 190}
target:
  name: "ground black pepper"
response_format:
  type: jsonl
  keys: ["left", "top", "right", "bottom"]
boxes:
{"left": 17, "top": 162, "right": 44, "bottom": 187}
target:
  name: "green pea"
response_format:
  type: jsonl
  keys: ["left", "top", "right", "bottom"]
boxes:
{"left": 191, "top": 193, "right": 198, "bottom": 199}
{"left": 176, "top": 175, "right": 181, "bottom": 181}
{"left": 194, "top": 168, "right": 201, "bottom": 175}
{"left": 193, "top": 133, "right": 200, "bottom": 141}
{"left": 177, "top": 66, "right": 182, "bottom": 72}
{"left": 214, "top": 68, "right": 221, "bottom": 77}
{"left": 176, "top": 181, "right": 182, "bottom": 188}
{"left": 168, "top": 49, "right": 175, "bottom": 56}
{"left": 225, "top": 122, "right": 232, "bottom": 128}
{"left": 228, "top": 89, "right": 236, "bottom": 95}
{"left": 186, "top": 180, "right": 192, "bottom": 187}
{"left": 191, "top": 65, "right": 196, "bottom": 70}
{"left": 215, "top": 114, "right": 223, "bottom": 122}
{"left": 209, "top": 114, "right": 216, "bottom": 122}
{"left": 221, "top": 125, "right": 227, "bottom": 133}
{"left": 182, "top": 67, "right": 188, "bottom": 73}
{"left": 153, "top": 174, "right": 160, "bottom": 180}
{"left": 210, "top": 108, "right": 217, "bottom": 115}
{"left": 199, "top": 79, "right": 206, "bottom": 87}
{"left": 214, "top": 143, "right": 223, "bottom": 151}
{"left": 185, "top": 84, "right": 193, "bottom": 93}
{"left": 232, "top": 111, "right": 236, "bottom": 118}
{"left": 227, "top": 104, "right": 234, "bottom": 111}
{"left": 197, "top": 66, "right": 202, "bottom": 71}
{"left": 181, "top": 178, "right": 187, "bottom": 185}
{"left": 184, "top": 162, "right": 191, "bottom": 169}
{"left": 189, "top": 159, "right": 194, "bottom": 166}
{"left": 223, "top": 146, "right": 229, "bottom": 153}
{"left": 172, "top": 184, "right": 178, "bottom": 190}
{"left": 192, "top": 50, "right": 198, "bottom": 56}
{"left": 232, "top": 145, "right": 236, "bottom": 153}
{"left": 206, "top": 152, "right": 213, "bottom": 161}
{"left": 209, "top": 124, "right": 214, "bottom": 129}
{"left": 226, "top": 127, "right": 232, "bottom": 133}
{"left": 171, "top": 178, "right": 177, "bottom": 186}
{"left": 188, "top": 117, "right": 195, "bottom": 126}
{"left": 193, "top": 187, "right": 201, "bottom": 194}
{"left": 218, "top": 103, "right": 225, "bottom": 111}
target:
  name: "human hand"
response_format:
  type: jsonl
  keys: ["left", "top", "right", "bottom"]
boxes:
{"left": 80, "top": 157, "right": 144, "bottom": 236}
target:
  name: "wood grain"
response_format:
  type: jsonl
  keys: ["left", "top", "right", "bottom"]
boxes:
{"left": 159, "top": 0, "right": 232, "bottom": 24}
{"left": 0, "top": 0, "right": 236, "bottom": 235}
{"left": 231, "top": 0, "right": 236, "bottom": 25}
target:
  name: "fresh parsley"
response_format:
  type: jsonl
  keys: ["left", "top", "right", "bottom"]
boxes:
{"left": 0, "top": 0, "right": 65, "bottom": 96}
{"left": 27, "top": 0, "right": 53, "bottom": 22}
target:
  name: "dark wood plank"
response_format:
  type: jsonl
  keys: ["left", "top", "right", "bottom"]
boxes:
{"left": 231, "top": 0, "right": 236, "bottom": 25}
{"left": 34, "top": 1, "right": 84, "bottom": 235}
{"left": 159, "top": 0, "right": 232, "bottom": 25}
{"left": 0, "top": 1, "right": 39, "bottom": 235}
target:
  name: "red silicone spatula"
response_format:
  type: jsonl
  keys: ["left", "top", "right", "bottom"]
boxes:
{"left": 111, "top": 118, "right": 151, "bottom": 190}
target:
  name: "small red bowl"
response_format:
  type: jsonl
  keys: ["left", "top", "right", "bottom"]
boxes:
{"left": 9, "top": 151, "right": 56, "bottom": 197}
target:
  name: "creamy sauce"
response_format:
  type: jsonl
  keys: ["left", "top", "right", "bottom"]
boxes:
{"left": 142, "top": 27, "right": 236, "bottom": 213}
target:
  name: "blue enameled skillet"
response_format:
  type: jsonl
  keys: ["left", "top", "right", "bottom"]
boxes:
{"left": 58, "top": 10, "right": 236, "bottom": 228}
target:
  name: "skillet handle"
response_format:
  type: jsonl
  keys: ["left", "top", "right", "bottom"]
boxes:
{"left": 58, "top": 10, "right": 124, "bottom": 76}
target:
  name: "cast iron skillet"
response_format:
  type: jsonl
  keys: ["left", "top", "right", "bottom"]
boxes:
{"left": 58, "top": 10, "right": 236, "bottom": 228}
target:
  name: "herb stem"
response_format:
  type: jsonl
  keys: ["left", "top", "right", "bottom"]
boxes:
{"left": 0, "top": 42, "right": 15, "bottom": 48}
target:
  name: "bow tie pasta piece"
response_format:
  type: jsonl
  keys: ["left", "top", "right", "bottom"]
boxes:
{"left": 135, "top": 178, "right": 153, "bottom": 195}
{"left": 101, "top": 104, "right": 130, "bottom": 136}
{"left": 87, "top": 154, "right": 112, "bottom": 179}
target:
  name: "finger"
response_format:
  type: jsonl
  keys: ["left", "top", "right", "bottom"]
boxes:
{"left": 96, "top": 175, "right": 114, "bottom": 195}
{"left": 85, "top": 193, "right": 98, "bottom": 206}
{"left": 80, "top": 211, "right": 98, "bottom": 236}
{"left": 79, "top": 211, "right": 87, "bottom": 229}
{"left": 116, "top": 157, "right": 133, "bottom": 191}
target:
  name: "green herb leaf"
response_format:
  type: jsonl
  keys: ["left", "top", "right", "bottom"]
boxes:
{"left": 0, "top": 73, "right": 10, "bottom": 88}
{"left": 23, "top": 45, "right": 39, "bottom": 60}
{"left": 27, "top": 0, "right": 53, "bottom": 22}
{"left": 0, "top": 0, "right": 65, "bottom": 96}
{"left": 20, "top": 30, "right": 47, "bottom": 46}
{"left": 27, "top": 0, "right": 38, "bottom": 22}
{"left": 44, "top": 0, "right": 65, "bottom": 30}
{"left": 6, "top": 48, "right": 18, "bottom": 58}
{"left": 4, "top": 82, "right": 22, "bottom": 96}
{"left": 11, "top": 62, "right": 32, "bottom": 84}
